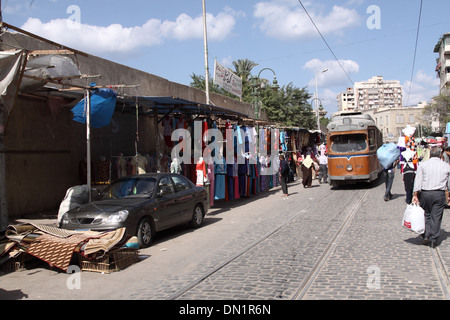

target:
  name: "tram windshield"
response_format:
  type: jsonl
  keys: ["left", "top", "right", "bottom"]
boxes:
{"left": 330, "top": 134, "right": 367, "bottom": 153}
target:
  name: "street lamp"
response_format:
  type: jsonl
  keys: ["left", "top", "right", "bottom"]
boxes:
{"left": 314, "top": 68, "right": 328, "bottom": 131}
{"left": 251, "top": 68, "right": 279, "bottom": 119}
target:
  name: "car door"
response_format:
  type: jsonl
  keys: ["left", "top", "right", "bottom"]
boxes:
{"left": 154, "top": 176, "right": 181, "bottom": 229}
{"left": 170, "top": 174, "right": 196, "bottom": 221}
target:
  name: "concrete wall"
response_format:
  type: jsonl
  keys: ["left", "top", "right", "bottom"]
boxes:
{"left": 2, "top": 31, "right": 265, "bottom": 218}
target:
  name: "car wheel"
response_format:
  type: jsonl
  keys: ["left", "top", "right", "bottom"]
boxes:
{"left": 137, "top": 218, "right": 153, "bottom": 248}
{"left": 189, "top": 205, "right": 204, "bottom": 228}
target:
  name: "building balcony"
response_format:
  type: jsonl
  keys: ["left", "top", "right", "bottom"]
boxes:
{"left": 445, "top": 44, "right": 450, "bottom": 55}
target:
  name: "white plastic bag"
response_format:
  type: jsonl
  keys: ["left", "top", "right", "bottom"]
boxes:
{"left": 402, "top": 204, "right": 425, "bottom": 234}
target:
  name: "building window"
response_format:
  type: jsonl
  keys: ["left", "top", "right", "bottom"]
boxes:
{"left": 396, "top": 114, "right": 404, "bottom": 124}
{"left": 409, "top": 114, "right": 415, "bottom": 123}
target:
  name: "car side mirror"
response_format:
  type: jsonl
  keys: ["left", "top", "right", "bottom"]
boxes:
{"left": 157, "top": 188, "right": 167, "bottom": 198}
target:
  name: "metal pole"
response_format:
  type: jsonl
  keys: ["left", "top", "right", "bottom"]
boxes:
{"left": 0, "top": 109, "right": 7, "bottom": 230}
{"left": 315, "top": 75, "right": 320, "bottom": 131}
{"left": 202, "top": 0, "right": 210, "bottom": 105}
{"left": 314, "top": 68, "right": 328, "bottom": 131}
{"left": 86, "top": 89, "right": 92, "bottom": 202}
{"left": 0, "top": 0, "right": 3, "bottom": 51}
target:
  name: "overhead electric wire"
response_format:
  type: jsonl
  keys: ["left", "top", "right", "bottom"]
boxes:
{"left": 297, "top": 0, "right": 354, "bottom": 86}
{"left": 406, "top": 0, "right": 423, "bottom": 107}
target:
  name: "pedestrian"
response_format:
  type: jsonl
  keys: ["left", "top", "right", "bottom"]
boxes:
{"left": 442, "top": 146, "right": 450, "bottom": 207}
{"left": 401, "top": 145, "right": 417, "bottom": 204}
{"left": 383, "top": 156, "right": 399, "bottom": 201}
{"left": 412, "top": 147, "right": 450, "bottom": 248}
{"left": 279, "top": 154, "right": 289, "bottom": 199}
{"left": 317, "top": 152, "right": 328, "bottom": 184}
{"left": 301, "top": 153, "right": 314, "bottom": 188}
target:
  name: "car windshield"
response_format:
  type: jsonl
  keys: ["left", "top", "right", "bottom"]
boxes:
{"left": 331, "top": 134, "right": 367, "bottom": 153}
{"left": 100, "top": 177, "right": 156, "bottom": 199}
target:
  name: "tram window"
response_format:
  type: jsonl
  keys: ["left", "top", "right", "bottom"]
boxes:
{"left": 369, "top": 129, "right": 376, "bottom": 150}
{"left": 331, "top": 134, "right": 367, "bottom": 153}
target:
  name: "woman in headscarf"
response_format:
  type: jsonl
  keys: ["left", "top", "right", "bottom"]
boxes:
{"left": 301, "top": 153, "right": 314, "bottom": 188}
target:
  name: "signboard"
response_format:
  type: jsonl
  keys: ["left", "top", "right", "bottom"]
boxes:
{"left": 213, "top": 60, "right": 242, "bottom": 98}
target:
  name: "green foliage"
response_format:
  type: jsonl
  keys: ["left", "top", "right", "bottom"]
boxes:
{"left": 423, "top": 94, "right": 450, "bottom": 129}
{"left": 190, "top": 59, "right": 315, "bottom": 129}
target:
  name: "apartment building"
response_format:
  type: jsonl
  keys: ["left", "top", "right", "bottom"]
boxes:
{"left": 337, "top": 87, "right": 356, "bottom": 112}
{"left": 354, "top": 76, "right": 403, "bottom": 110}
{"left": 434, "top": 32, "right": 450, "bottom": 95}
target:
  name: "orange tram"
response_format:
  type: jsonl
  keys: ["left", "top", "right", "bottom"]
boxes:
{"left": 326, "top": 112, "right": 383, "bottom": 187}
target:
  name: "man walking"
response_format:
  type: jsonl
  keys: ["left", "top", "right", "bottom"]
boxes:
{"left": 384, "top": 158, "right": 399, "bottom": 201}
{"left": 317, "top": 153, "right": 328, "bottom": 184}
{"left": 412, "top": 148, "right": 450, "bottom": 248}
{"left": 279, "top": 154, "right": 290, "bottom": 200}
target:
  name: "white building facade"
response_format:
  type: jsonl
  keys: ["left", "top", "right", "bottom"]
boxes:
{"left": 354, "top": 76, "right": 403, "bottom": 110}
{"left": 434, "top": 32, "right": 450, "bottom": 95}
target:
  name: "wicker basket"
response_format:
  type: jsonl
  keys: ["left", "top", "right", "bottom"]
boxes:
{"left": 79, "top": 248, "right": 140, "bottom": 274}
{"left": 0, "top": 253, "right": 35, "bottom": 273}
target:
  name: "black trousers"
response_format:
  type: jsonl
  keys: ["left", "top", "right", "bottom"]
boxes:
{"left": 403, "top": 172, "right": 415, "bottom": 204}
{"left": 419, "top": 190, "right": 446, "bottom": 242}
{"left": 280, "top": 175, "right": 288, "bottom": 195}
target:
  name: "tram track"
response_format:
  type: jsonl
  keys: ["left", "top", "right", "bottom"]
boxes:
{"left": 165, "top": 187, "right": 339, "bottom": 300}
{"left": 290, "top": 189, "right": 370, "bottom": 300}
{"left": 430, "top": 247, "right": 450, "bottom": 299}
{"left": 164, "top": 184, "right": 450, "bottom": 301}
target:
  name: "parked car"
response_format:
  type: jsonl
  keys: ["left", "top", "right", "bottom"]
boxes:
{"left": 59, "top": 173, "right": 209, "bottom": 248}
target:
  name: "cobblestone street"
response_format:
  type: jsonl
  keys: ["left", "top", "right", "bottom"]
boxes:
{"left": 1, "top": 172, "right": 449, "bottom": 301}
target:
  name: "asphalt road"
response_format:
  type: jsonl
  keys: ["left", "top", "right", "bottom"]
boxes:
{"left": 1, "top": 171, "right": 449, "bottom": 302}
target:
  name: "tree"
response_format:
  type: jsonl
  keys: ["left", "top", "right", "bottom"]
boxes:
{"left": 423, "top": 94, "right": 450, "bottom": 131}
{"left": 259, "top": 83, "right": 313, "bottom": 128}
{"left": 189, "top": 59, "right": 315, "bottom": 129}
{"left": 232, "top": 59, "right": 258, "bottom": 83}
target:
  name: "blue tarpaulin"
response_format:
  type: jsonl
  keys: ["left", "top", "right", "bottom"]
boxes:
{"left": 71, "top": 88, "right": 117, "bottom": 128}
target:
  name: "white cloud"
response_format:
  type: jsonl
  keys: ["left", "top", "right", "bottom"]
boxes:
{"left": 254, "top": 2, "right": 361, "bottom": 41}
{"left": 303, "top": 58, "right": 359, "bottom": 88}
{"left": 402, "top": 70, "right": 439, "bottom": 106}
{"left": 20, "top": 9, "right": 238, "bottom": 56}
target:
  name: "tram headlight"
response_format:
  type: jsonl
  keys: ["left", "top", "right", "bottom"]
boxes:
{"left": 346, "top": 164, "right": 353, "bottom": 172}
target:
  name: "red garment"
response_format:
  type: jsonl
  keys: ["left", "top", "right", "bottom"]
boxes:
{"left": 196, "top": 160, "right": 207, "bottom": 186}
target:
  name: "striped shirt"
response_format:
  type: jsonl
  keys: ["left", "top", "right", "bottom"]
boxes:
{"left": 413, "top": 157, "right": 450, "bottom": 192}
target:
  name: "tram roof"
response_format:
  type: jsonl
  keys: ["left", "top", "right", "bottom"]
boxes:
{"left": 328, "top": 112, "right": 377, "bottom": 132}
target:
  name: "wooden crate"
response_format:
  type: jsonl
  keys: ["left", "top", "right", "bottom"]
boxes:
{"left": 0, "top": 253, "right": 35, "bottom": 273}
{"left": 79, "top": 249, "right": 140, "bottom": 274}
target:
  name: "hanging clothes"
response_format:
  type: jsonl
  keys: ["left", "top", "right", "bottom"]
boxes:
{"left": 207, "top": 163, "right": 214, "bottom": 207}
{"left": 196, "top": 158, "right": 207, "bottom": 186}
{"left": 214, "top": 157, "right": 226, "bottom": 200}
{"left": 162, "top": 116, "right": 173, "bottom": 148}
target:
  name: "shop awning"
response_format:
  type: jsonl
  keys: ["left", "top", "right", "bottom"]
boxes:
{"left": 119, "top": 95, "right": 248, "bottom": 119}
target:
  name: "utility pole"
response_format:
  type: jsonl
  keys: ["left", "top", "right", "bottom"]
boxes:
{"left": 0, "top": 0, "right": 3, "bottom": 51}
{"left": 0, "top": 0, "right": 7, "bottom": 231}
{"left": 202, "top": 0, "right": 210, "bottom": 105}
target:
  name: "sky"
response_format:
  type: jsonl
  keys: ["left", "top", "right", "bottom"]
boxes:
{"left": 2, "top": 0, "right": 450, "bottom": 116}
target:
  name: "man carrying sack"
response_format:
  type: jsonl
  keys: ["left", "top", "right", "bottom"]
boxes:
{"left": 412, "top": 147, "right": 450, "bottom": 248}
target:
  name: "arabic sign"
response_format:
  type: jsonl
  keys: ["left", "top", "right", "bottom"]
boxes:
{"left": 213, "top": 60, "right": 242, "bottom": 98}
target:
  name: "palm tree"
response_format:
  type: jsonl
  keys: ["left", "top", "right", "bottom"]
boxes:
{"left": 232, "top": 59, "right": 258, "bottom": 83}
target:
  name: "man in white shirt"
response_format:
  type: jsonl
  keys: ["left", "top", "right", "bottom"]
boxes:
{"left": 412, "top": 148, "right": 450, "bottom": 248}
{"left": 317, "top": 153, "right": 328, "bottom": 184}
